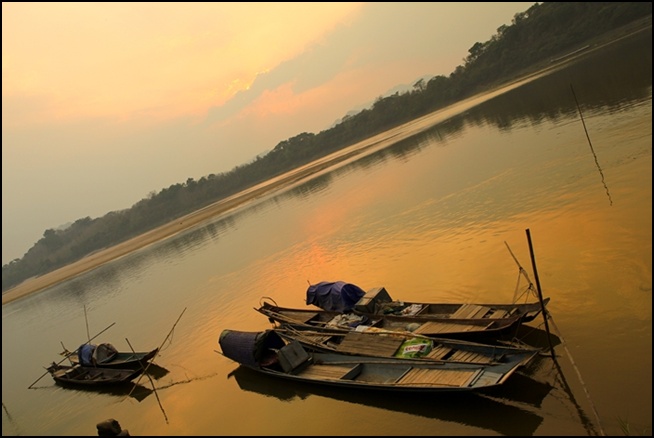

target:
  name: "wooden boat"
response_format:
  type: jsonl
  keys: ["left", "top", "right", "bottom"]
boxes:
{"left": 257, "top": 281, "right": 550, "bottom": 342}
{"left": 46, "top": 362, "right": 144, "bottom": 387}
{"left": 256, "top": 300, "right": 526, "bottom": 342}
{"left": 68, "top": 344, "right": 159, "bottom": 370}
{"left": 306, "top": 281, "right": 549, "bottom": 323}
{"left": 274, "top": 325, "right": 540, "bottom": 365}
{"left": 218, "top": 329, "right": 537, "bottom": 393}
{"left": 228, "top": 366, "right": 546, "bottom": 437}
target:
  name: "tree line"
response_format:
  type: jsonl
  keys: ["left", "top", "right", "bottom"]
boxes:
{"left": 3, "top": 2, "right": 651, "bottom": 292}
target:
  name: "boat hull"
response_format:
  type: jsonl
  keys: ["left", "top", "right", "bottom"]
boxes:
{"left": 219, "top": 329, "right": 536, "bottom": 393}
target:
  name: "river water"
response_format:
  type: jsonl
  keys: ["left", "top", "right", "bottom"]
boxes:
{"left": 2, "top": 28, "right": 651, "bottom": 436}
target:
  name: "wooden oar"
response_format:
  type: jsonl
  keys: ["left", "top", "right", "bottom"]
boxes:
{"left": 28, "top": 322, "right": 115, "bottom": 389}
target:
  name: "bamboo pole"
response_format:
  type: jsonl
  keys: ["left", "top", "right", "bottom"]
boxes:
{"left": 525, "top": 229, "right": 555, "bottom": 358}
{"left": 84, "top": 304, "right": 91, "bottom": 343}
{"left": 127, "top": 307, "right": 186, "bottom": 397}
{"left": 126, "top": 337, "right": 169, "bottom": 423}
{"left": 570, "top": 84, "right": 612, "bottom": 206}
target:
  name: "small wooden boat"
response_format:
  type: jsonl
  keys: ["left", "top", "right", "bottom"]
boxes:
{"left": 69, "top": 344, "right": 159, "bottom": 370}
{"left": 256, "top": 300, "right": 526, "bottom": 342}
{"left": 46, "top": 362, "right": 143, "bottom": 387}
{"left": 218, "top": 329, "right": 537, "bottom": 393}
{"left": 274, "top": 325, "right": 540, "bottom": 365}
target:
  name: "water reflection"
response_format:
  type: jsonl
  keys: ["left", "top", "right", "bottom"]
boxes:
{"left": 465, "top": 28, "right": 652, "bottom": 131}
{"left": 30, "top": 380, "right": 154, "bottom": 403}
{"left": 143, "top": 362, "right": 170, "bottom": 380}
{"left": 551, "top": 356, "right": 600, "bottom": 436}
{"left": 481, "top": 371, "right": 553, "bottom": 409}
{"left": 511, "top": 324, "right": 563, "bottom": 350}
{"left": 29, "top": 361, "right": 170, "bottom": 402}
{"left": 286, "top": 171, "right": 335, "bottom": 200}
{"left": 228, "top": 366, "right": 544, "bottom": 436}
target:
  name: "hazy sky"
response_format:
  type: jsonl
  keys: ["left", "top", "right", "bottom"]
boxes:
{"left": 2, "top": 2, "right": 534, "bottom": 265}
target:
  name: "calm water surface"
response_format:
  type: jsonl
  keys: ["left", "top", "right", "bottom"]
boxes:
{"left": 2, "top": 29, "right": 651, "bottom": 436}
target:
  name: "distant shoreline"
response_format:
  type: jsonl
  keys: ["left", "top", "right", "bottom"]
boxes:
{"left": 4, "top": 18, "right": 651, "bottom": 306}
{"left": 1, "top": 159, "right": 332, "bottom": 305}
{"left": 1, "top": 123, "right": 417, "bottom": 306}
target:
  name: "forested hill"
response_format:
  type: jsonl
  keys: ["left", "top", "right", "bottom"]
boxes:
{"left": 3, "top": 2, "right": 652, "bottom": 292}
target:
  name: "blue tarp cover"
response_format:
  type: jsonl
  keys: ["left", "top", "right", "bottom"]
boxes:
{"left": 78, "top": 344, "right": 96, "bottom": 366}
{"left": 306, "top": 281, "right": 366, "bottom": 312}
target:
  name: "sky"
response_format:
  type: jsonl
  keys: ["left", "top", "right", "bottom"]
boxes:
{"left": 2, "top": 2, "right": 535, "bottom": 265}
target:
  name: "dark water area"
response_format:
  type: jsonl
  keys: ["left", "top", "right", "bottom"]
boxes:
{"left": 2, "top": 28, "right": 651, "bottom": 436}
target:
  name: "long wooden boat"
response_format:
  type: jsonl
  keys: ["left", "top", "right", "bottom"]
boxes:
{"left": 305, "top": 281, "right": 549, "bottom": 323}
{"left": 218, "top": 329, "right": 537, "bottom": 393}
{"left": 227, "top": 365, "right": 545, "bottom": 436}
{"left": 256, "top": 301, "right": 526, "bottom": 342}
{"left": 46, "top": 363, "right": 144, "bottom": 387}
{"left": 274, "top": 325, "right": 540, "bottom": 366}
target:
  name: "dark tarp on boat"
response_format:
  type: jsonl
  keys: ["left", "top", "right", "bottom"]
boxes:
{"left": 305, "top": 281, "right": 366, "bottom": 312}
{"left": 219, "top": 329, "right": 285, "bottom": 367}
{"left": 78, "top": 344, "right": 95, "bottom": 366}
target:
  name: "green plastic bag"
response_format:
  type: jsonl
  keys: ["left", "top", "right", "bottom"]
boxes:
{"left": 394, "top": 338, "right": 433, "bottom": 358}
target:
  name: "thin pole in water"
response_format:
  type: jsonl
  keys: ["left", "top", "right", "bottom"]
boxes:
{"left": 84, "top": 304, "right": 90, "bottom": 343}
{"left": 570, "top": 84, "right": 612, "bottom": 206}
{"left": 525, "top": 228, "right": 555, "bottom": 358}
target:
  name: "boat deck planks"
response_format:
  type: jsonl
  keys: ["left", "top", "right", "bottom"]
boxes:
{"left": 280, "top": 311, "right": 320, "bottom": 324}
{"left": 337, "top": 332, "right": 404, "bottom": 356}
{"left": 396, "top": 368, "right": 480, "bottom": 387}
{"left": 426, "top": 346, "right": 453, "bottom": 360}
{"left": 296, "top": 364, "right": 357, "bottom": 380}
{"left": 412, "top": 321, "right": 493, "bottom": 335}
{"left": 491, "top": 309, "right": 509, "bottom": 318}
{"left": 449, "top": 350, "right": 493, "bottom": 364}
{"left": 451, "top": 304, "right": 491, "bottom": 319}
